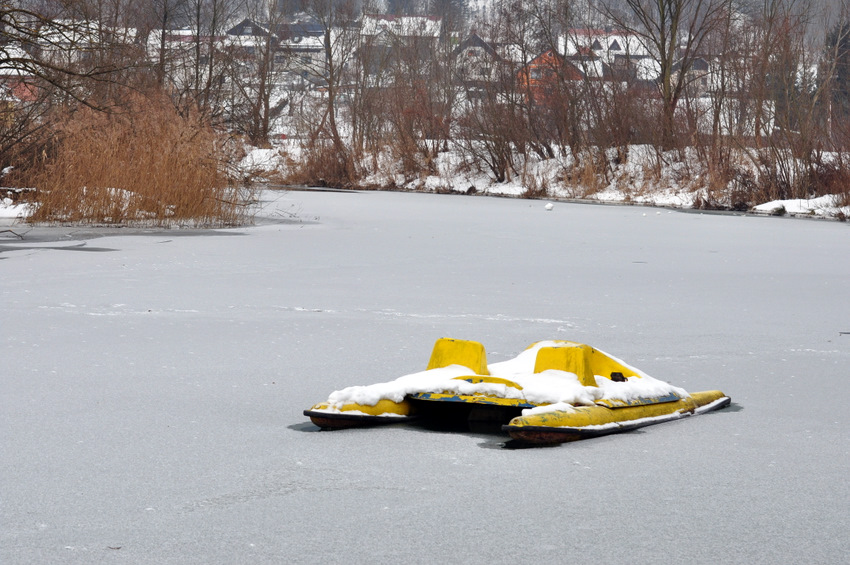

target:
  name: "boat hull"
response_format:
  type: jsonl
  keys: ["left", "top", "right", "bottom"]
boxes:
{"left": 304, "top": 338, "right": 731, "bottom": 443}
{"left": 503, "top": 391, "right": 730, "bottom": 444}
{"left": 304, "top": 399, "right": 414, "bottom": 429}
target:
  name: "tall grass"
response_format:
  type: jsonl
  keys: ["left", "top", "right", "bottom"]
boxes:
{"left": 286, "top": 140, "right": 356, "bottom": 188}
{"left": 23, "top": 94, "right": 248, "bottom": 227}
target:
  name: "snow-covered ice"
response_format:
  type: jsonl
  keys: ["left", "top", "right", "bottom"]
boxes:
{"left": 2, "top": 190, "right": 849, "bottom": 564}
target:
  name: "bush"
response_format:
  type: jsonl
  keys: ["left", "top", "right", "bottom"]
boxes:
{"left": 287, "top": 140, "right": 355, "bottom": 188}
{"left": 18, "top": 94, "right": 248, "bottom": 227}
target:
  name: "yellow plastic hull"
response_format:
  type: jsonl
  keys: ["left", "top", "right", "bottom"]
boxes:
{"left": 304, "top": 391, "right": 731, "bottom": 439}
{"left": 503, "top": 390, "right": 730, "bottom": 444}
{"left": 304, "top": 399, "right": 414, "bottom": 429}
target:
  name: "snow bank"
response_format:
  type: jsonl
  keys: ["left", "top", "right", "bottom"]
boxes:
{"left": 237, "top": 147, "right": 290, "bottom": 181}
{"left": 0, "top": 197, "right": 31, "bottom": 222}
{"left": 752, "top": 195, "right": 850, "bottom": 218}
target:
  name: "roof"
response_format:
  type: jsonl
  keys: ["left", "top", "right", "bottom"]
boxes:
{"left": 225, "top": 18, "right": 271, "bottom": 38}
{"left": 225, "top": 18, "right": 324, "bottom": 41}
{"left": 37, "top": 19, "right": 138, "bottom": 46}
{"left": 562, "top": 29, "right": 649, "bottom": 58}
{"left": 360, "top": 14, "right": 441, "bottom": 38}
{"left": 278, "top": 21, "right": 324, "bottom": 38}
{"left": 452, "top": 33, "right": 500, "bottom": 60}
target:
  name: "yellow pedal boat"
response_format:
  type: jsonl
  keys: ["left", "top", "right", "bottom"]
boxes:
{"left": 304, "top": 338, "right": 730, "bottom": 444}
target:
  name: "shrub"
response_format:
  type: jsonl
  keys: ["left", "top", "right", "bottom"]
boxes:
{"left": 19, "top": 94, "right": 248, "bottom": 227}
{"left": 287, "top": 140, "right": 356, "bottom": 188}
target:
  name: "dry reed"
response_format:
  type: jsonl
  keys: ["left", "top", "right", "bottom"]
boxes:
{"left": 286, "top": 140, "right": 356, "bottom": 188}
{"left": 25, "top": 94, "right": 247, "bottom": 227}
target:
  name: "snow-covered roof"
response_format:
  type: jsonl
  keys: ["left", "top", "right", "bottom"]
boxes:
{"left": 360, "top": 14, "right": 441, "bottom": 38}
{"left": 0, "top": 45, "right": 35, "bottom": 77}
{"left": 223, "top": 18, "right": 326, "bottom": 50}
{"left": 452, "top": 33, "right": 500, "bottom": 60}
{"left": 632, "top": 56, "right": 661, "bottom": 81}
{"left": 495, "top": 44, "right": 526, "bottom": 64}
{"left": 561, "top": 29, "right": 649, "bottom": 59}
{"left": 37, "top": 19, "right": 137, "bottom": 47}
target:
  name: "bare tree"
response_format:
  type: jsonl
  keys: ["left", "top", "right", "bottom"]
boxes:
{"left": 146, "top": 0, "right": 186, "bottom": 86}
{"left": 183, "top": 0, "right": 242, "bottom": 117}
{"left": 365, "top": 14, "right": 454, "bottom": 176}
{"left": 293, "top": 0, "right": 360, "bottom": 185}
{"left": 823, "top": 0, "right": 850, "bottom": 147}
{"left": 224, "top": 0, "right": 292, "bottom": 146}
{"left": 601, "top": 0, "right": 731, "bottom": 149}
{"left": 0, "top": 1, "right": 147, "bottom": 166}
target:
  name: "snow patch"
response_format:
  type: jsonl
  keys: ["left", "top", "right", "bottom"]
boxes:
{"left": 0, "top": 198, "right": 32, "bottom": 221}
{"left": 752, "top": 195, "right": 850, "bottom": 218}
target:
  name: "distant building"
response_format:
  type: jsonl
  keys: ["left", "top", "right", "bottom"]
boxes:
{"left": 359, "top": 14, "right": 442, "bottom": 78}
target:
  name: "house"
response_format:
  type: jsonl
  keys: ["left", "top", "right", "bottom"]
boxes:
{"left": 275, "top": 20, "right": 326, "bottom": 77}
{"left": 562, "top": 28, "right": 650, "bottom": 62}
{"left": 224, "top": 17, "right": 328, "bottom": 81}
{"left": 521, "top": 50, "right": 583, "bottom": 84}
{"left": 145, "top": 26, "right": 229, "bottom": 93}
{"left": 564, "top": 52, "right": 613, "bottom": 81}
{"left": 359, "top": 14, "right": 442, "bottom": 78}
{"left": 517, "top": 50, "right": 586, "bottom": 104}
{"left": 360, "top": 14, "right": 442, "bottom": 45}
{"left": 38, "top": 19, "right": 138, "bottom": 67}
{"left": 224, "top": 18, "right": 274, "bottom": 58}
{"left": 0, "top": 45, "right": 39, "bottom": 106}
{"left": 672, "top": 56, "right": 713, "bottom": 96}
{"left": 452, "top": 33, "right": 503, "bottom": 85}
{"left": 146, "top": 27, "right": 203, "bottom": 62}
{"left": 562, "top": 28, "right": 658, "bottom": 85}
{"left": 609, "top": 53, "right": 660, "bottom": 85}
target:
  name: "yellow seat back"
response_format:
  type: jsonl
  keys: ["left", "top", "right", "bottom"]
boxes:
{"left": 426, "top": 338, "right": 490, "bottom": 375}
{"left": 532, "top": 342, "right": 641, "bottom": 386}
{"left": 534, "top": 345, "right": 596, "bottom": 387}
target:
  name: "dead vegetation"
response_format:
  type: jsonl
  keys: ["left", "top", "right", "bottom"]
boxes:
{"left": 12, "top": 94, "right": 249, "bottom": 227}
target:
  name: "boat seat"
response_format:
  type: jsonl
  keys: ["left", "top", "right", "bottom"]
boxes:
{"left": 533, "top": 345, "right": 597, "bottom": 387}
{"left": 534, "top": 343, "right": 642, "bottom": 387}
{"left": 426, "top": 338, "right": 490, "bottom": 375}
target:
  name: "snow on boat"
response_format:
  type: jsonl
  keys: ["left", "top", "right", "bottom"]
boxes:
{"left": 304, "top": 338, "right": 730, "bottom": 444}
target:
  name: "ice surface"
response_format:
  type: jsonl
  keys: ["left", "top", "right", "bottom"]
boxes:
{"left": 2, "top": 190, "right": 849, "bottom": 564}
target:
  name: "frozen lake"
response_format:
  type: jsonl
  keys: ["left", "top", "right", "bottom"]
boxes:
{"left": 2, "top": 191, "right": 848, "bottom": 564}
